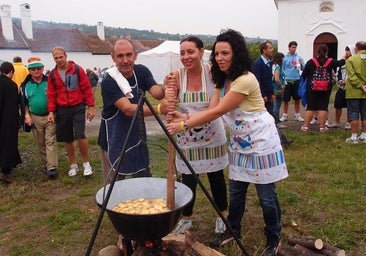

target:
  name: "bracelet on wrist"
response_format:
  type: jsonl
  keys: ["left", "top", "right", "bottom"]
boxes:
{"left": 180, "top": 121, "right": 185, "bottom": 131}
{"left": 157, "top": 104, "right": 161, "bottom": 115}
{"left": 25, "top": 114, "right": 30, "bottom": 118}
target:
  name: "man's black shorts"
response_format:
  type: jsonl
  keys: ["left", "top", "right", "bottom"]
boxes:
{"left": 283, "top": 80, "right": 301, "bottom": 102}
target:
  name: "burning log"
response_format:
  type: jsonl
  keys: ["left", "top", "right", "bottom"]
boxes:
{"left": 185, "top": 231, "right": 225, "bottom": 256}
{"left": 162, "top": 232, "right": 224, "bottom": 256}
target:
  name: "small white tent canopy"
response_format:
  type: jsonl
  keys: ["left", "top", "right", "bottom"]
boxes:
{"left": 136, "top": 40, "right": 211, "bottom": 84}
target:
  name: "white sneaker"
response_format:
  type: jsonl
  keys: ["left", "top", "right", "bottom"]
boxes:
{"left": 173, "top": 219, "right": 192, "bottom": 234}
{"left": 327, "top": 122, "right": 340, "bottom": 128}
{"left": 358, "top": 136, "right": 366, "bottom": 144}
{"left": 68, "top": 164, "right": 79, "bottom": 177}
{"left": 83, "top": 162, "right": 93, "bottom": 176}
{"left": 310, "top": 118, "right": 318, "bottom": 125}
{"left": 325, "top": 120, "right": 330, "bottom": 127}
{"left": 345, "top": 137, "right": 358, "bottom": 144}
{"left": 294, "top": 114, "right": 304, "bottom": 122}
{"left": 215, "top": 217, "right": 226, "bottom": 234}
{"left": 280, "top": 114, "right": 288, "bottom": 122}
{"left": 344, "top": 122, "right": 351, "bottom": 130}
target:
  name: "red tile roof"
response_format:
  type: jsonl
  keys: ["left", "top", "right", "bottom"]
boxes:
{"left": 0, "top": 21, "right": 163, "bottom": 54}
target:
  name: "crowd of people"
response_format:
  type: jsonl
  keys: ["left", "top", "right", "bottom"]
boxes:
{"left": 1, "top": 48, "right": 95, "bottom": 183}
{"left": 1, "top": 30, "right": 365, "bottom": 256}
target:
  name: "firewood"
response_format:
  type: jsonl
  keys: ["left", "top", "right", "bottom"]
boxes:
{"left": 321, "top": 241, "right": 346, "bottom": 256}
{"left": 185, "top": 231, "right": 225, "bottom": 256}
{"left": 293, "top": 244, "right": 324, "bottom": 256}
{"left": 288, "top": 236, "right": 323, "bottom": 250}
{"left": 97, "top": 245, "right": 121, "bottom": 256}
{"left": 278, "top": 244, "right": 302, "bottom": 256}
{"left": 163, "top": 232, "right": 224, "bottom": 256}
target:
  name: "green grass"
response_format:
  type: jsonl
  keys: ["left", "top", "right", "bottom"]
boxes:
{"left": 0, "top": 88, "right": 365, "bottom": 255}
{"left": 1, "top": 128, "right": 365, "bottom": 255}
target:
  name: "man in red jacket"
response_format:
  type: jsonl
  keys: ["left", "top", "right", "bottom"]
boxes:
{"left": 47, "top": 46, "right": 95, "bottom": 177}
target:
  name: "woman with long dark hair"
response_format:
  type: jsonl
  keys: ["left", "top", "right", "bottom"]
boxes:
{"left": 166, "top": 29, "right": 288, "bottom": 255}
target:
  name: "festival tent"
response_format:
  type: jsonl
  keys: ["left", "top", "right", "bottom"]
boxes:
{"left": 136, "top": 40, "right": 211, "bottom": 84}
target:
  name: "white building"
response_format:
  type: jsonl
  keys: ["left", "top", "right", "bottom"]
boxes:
{"left": 0, "top": 3, "right": 161, "bottom": 71}
{"left": 275, "top": 0, "right": 366, "bottom": 60}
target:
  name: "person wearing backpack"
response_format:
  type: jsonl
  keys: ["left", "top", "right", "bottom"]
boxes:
{"left": 47, "top": 46, "right": 95, "bottom": 177}
{"left": 300, "top": 44, "right": 345, "bottom": 132}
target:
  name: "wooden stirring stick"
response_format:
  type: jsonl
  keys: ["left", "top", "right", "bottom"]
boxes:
{"left": 165, "top": 73, "right": 178, "bottom": 209}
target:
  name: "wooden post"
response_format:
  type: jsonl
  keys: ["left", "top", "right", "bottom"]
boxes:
{"left": 165, "top": 76, "right": 177, "bottom": 209}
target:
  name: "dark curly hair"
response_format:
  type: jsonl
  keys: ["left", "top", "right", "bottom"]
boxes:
{"left": 210, "top": 29, "right": 251, "bottom": 89}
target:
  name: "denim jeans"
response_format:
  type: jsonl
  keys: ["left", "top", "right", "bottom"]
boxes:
{"left": 227, "top": 179, "right": 281, "bottom": 242}
{"left": 273, "top": 95, "right": 283, "bottom": 125}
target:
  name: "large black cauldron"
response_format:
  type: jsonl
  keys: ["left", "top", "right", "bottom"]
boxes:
{"left": 95, "top": 177, "right": 193, "bottom": 241}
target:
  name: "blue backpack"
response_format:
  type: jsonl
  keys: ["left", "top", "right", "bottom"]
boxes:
{"left": 298, "top": 76, "right": 307, "bottom": 107}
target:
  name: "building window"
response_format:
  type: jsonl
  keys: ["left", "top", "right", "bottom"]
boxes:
{"left": 320, "top": 1, "right": 334, "bottom": 12}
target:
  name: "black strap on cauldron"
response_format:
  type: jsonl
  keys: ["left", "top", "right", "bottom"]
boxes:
{"left": 86, "top": 90, "right": 250, "bottom": 256}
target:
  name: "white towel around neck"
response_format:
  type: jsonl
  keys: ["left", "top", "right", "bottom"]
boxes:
{"left": 106, "top": 67, "right": 134, "bottom": 99}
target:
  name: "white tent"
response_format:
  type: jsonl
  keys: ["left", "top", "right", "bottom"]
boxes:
{"left": 136, "top": 40, "right": 211, "bottom": 84}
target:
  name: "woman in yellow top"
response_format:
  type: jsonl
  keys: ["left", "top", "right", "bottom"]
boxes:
{"left": 166, "top": 29, "right": 288, "bottom": 256}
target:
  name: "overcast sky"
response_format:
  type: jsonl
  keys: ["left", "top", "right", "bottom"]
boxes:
{"left": 1, "top": 0, "right": 279, "bottom": 39}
